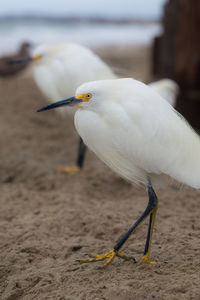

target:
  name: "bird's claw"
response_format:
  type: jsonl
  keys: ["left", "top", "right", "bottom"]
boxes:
{"left": 78, "top": 249, "right": 136, "bottom": 267}
{"left": 56, "top": 165, "right": 80, "bottom": 174}
{"left": 142, "top": 254, "right": 160, "bottom": 265}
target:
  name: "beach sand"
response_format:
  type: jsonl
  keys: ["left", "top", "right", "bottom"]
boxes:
{"left": 0, "top": 45, "right": 199, "bottom": 300}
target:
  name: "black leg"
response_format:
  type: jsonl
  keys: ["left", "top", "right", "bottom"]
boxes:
{"left": 113, "top": 181, "right": 158, "bottom": 252}
{"left": 143, "top": 185, "right": 158, "bottom": 259}
{"left": 76, "top": 137, "right": 87, "bottom": 169}
{"left": 79, "top": 179, "right": 159, "bottom": 267}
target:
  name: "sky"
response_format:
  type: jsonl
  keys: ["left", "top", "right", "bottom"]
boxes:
{"left": 0, "top": 0, "right": 167, "bottom": 19}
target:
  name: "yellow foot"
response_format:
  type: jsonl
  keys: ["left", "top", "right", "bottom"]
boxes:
{"left": 142, "top": 254, "right": 160, "bottom": 265}
{"left": 78, "top": 249, "right": 136, "bottom": 268}
{"left": 56, "top": 165, "right": 80, "bottom": 175}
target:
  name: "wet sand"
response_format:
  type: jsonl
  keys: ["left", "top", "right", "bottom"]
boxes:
{"left": 0, "top": 45, "right": 199, "bottom": 300}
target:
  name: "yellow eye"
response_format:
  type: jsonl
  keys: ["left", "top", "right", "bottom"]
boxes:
{"left": 76, "top": 93, "right": 92, "bottom": 102}
{"left": 86, "top": 93, "right": 92, "bottom": 99}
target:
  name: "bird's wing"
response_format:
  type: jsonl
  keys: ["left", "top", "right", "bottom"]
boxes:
{"left": 96, "top": 78, "right": 200, "bottom": 188}
{"left": 33, "top": 64, "right": 61, "bottom": 101}
{"left": 108, "top": 91, "right": 200, "bottom": 188}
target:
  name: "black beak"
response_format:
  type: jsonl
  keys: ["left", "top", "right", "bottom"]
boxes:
{"left": 37, "top": 97, "right": 82, "bottom": 112}
{"left": 7, "top": 56, "right": 33, "bottom": 64}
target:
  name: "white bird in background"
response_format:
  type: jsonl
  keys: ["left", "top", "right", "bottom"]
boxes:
{"left": 10, "top": 43, "right": 116, "bottom": 173}
{"left": 38, "top": 78, "right": 199, "bottom": 267}
{"left": 149, "top": 78, "right": 179, "bottom": 107}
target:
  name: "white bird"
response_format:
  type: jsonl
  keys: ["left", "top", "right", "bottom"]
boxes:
{"left": 38, "top": 77, "right": 200, "bottom": 267}
{"left": 10, "top": 43, "right": 116, "bottom": 173}
{"left": 149, "top": 78, "right": 179, "bottom": 107}
{"left": 11, "top": 44, "right": 178, "bottom": 174}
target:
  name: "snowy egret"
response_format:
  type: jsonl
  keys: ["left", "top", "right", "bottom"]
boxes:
{"left": 38, "top": 77, "right": 196, "bottom": 266}
{"left": 10, "top": 43, "right": 116, "bottom": 173}
{"left": 149, "top": 79, "right": 179, "bottom": 107}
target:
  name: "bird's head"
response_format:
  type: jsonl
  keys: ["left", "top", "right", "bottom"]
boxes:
{"left": 7, "top": 44, "right": 67, "bottom": 65}
{"left": 37, "top": 78, "right": 130, "bottom": 112}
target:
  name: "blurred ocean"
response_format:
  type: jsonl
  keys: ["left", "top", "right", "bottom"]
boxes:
{"left": 0, "top": 19, "right": 162, "bottom": 55}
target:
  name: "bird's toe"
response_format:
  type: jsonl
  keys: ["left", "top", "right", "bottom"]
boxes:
{"left": 56, "top": 165, "right": 81, "bottom": 174}
{"left": 78, "top": 249, "right": 136, "bottom": 267}
{"left": 142, "top": 254, "right": 160, "bottom": 265}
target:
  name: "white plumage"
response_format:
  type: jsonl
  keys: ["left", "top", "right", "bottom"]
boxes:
{"left": 31, "top": 43, "right": 117, "bottom": 171}
{"left": 32, "top": 43, "right": 116, "bottom": 113}
{"left": 38, "top": 77, "right": 199, "bottom": 265}
{"left": 149, "top": 78, "right": 179, "bottom": 107}
{"left": 32, "top": 45, "right": 178, "bottom": 110}
{"left": 74, "top": 78, "right": 199, "bottom": 189}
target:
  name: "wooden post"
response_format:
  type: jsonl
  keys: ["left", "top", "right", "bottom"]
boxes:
{"left": 152, "top": 0, "right": 200, "bottom": 128}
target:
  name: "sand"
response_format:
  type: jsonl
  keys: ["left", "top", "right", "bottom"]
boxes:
{"left": 0, "top": 45, "right": 199, "bottom": 300}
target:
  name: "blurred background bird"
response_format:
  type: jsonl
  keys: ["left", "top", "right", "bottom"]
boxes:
{"left": 38, "top": 77, "right": 200, "bottom": 266}
{"left": 10, "top": 43, "right": 116, "bottom": 174}
{"left": 148, "top": 78, "right": 179, "bottom": 107}
{"left": 0, "top": 42, "right": 31, "bottom": 77}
